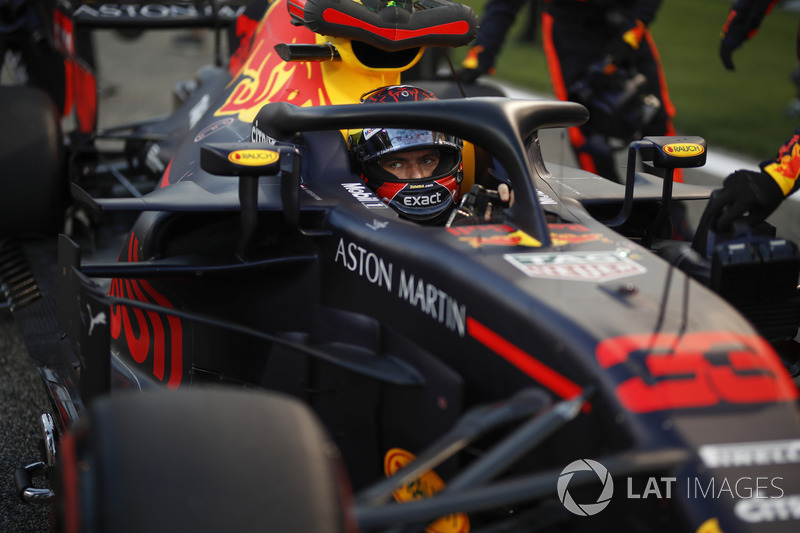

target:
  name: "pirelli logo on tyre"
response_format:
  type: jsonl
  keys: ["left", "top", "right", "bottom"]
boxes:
{"left": 227, "top": 149, "right": 280, "bottom": 166}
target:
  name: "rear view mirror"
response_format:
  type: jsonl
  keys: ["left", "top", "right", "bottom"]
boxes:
{"left": 607, "top": 136, "right": 707, "bottom": 237}
{"left": 200, "top": 142, "right": 283, "bottom": 176}
{"left": 201, "top": 143, "right": 301, "bottom": 258}
{"left": 640, "top": 136, "right": 707, "bottom": 169}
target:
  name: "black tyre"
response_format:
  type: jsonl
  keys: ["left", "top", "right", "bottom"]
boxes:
{"left": 0, "top": 86, "right": 65, "bottom": 237}
{"left": 55, "top": 388, "right": 352, "bottom": 533}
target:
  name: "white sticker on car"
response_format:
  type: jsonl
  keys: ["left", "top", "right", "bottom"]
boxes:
{"left": 504, "top": 251, "right": 646, "bottom": 281}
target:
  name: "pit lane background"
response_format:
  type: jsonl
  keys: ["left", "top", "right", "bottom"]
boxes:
{"left": 0, "top": 28, "right": 776, "bottom": 532}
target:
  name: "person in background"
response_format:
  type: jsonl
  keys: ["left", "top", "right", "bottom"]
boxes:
{"left": 457, "top": 0, "right": 525, "bottom": 84}
{"left": 519, "top": 0, "right": 540, "bottom": 43}
{"left": 459, "top": 0, "right": 679, "bottom": 185}
{"left": 718, "top": 0, "right": 780, "bottom": 72}
{"left": 702, "top": 0, "right": 800, "bottom": 233}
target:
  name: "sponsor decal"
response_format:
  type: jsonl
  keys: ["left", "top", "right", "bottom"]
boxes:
{"left": 86, "top": 303, "right": 107, "bottom": 336}
{"left": 194, "top": 117, "right": 235, "bottom": 143}
{"left": 72, "top": 3, "right": 245, "bottom": 20}
{"left": 538, "top": 189, "right": 558, "bottom": 205}
{"left": 342, "top": 183, "right": 388, "bottom": 209}
{"left": 596, "top": 331, "right": 799, "bottom": 413}
{"left": 227, "top": 149, "right": 279, "bottom": 166}
{"left": 549, "top": 224, "right": 612, "bottom": 247}
{"left": 398, "top": 270, "right": 466, "bottom": 337}
{"left": 109, "top": 234, "right": 184, "bottom": 389}
{"left": 736, "top": 495, "right": 800, "bottom": 523}
{"left": 334, "top": 238, "right": 465, "bottom": 336}
{"left": 447, "top": 224, "right": 542, "bottom": 249}
{"left": 188, "top": 93, "right": 210, "bottom": 129}
{"left": 699, "top": 439, "right": 800, "bottom": 468}
{"left": 334, "top": 239, "right": 393, "bottom": 290}
{"left": 384, "top": 448, "right": 470, "bottom": 533}
{"left": 504, "top": 251, "right": 646, "bottom": 281}
{"left": 145, "top": 143, "right": 165, "bottom": 174}
{"left": 549, "top": 232, "right": 608, "bottom": 246}
{"left": 367, "top": 219, "right": 388, "bottom": 231}
{"left": 404, "top": 191, "right": 442, "bottom": 206}
{"left": 250, "top": 120, "right": 278, "bottom": 144}
{"left": 664, "top": 142, "right": 705, "bottom": 157}
{"left": 447, "top": 224, "right": 612, "bottom": 248}
{"left": 332, "top": 237, "right": 584, "bottom": 398}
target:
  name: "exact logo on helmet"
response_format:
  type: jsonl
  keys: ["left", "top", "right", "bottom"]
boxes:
{"left": 404, "top": 191, "right": 442, "bottom": 206}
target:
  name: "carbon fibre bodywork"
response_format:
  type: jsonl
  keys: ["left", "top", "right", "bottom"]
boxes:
{"left": 63, "top": 97, "right": 800, "bottom": 532}
{"left": 8, "top": 0, "right": 800, "bottom": 531}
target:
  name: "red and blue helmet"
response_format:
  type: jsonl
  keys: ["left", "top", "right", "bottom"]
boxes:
{"left": 348, "top": 85, "right": 463, "bottom": 224}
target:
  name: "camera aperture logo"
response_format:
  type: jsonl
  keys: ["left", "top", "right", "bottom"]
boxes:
{"left": 557, "top": 459, "right": 614, "bottom": 516}
{"left": 557, "top": 444, "right": 793, "bottom": 521}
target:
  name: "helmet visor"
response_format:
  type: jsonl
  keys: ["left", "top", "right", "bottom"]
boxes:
{"left": 354, "top": 128, "right": 462, "bottom": 167}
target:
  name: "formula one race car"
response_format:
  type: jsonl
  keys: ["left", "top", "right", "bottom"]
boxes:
{"left": 4, "top": 0, "right": 800, "bottom": 532}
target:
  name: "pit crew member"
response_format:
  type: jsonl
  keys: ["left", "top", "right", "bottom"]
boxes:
{"left": 459, "top": 0, "right": 679, "bottom": 184}
{"left": 702, "top": 0, "right": 800, "bottom": 231}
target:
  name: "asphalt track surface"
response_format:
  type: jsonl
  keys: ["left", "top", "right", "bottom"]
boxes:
{"left": 0, "top": 29, "right": 771, "bottom": 532}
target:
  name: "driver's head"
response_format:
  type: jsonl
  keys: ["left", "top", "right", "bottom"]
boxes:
{"left": 348, "top": 85, "right": 463, "bottom": 224}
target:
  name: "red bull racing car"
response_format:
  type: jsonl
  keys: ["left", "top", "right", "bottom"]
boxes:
{"left": 4, "top": 0, "right": 800, "bottom": 531}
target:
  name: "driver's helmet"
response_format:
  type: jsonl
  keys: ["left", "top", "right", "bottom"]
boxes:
{"left": 348, "top": 85, "right": 463, "bottom": 225}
